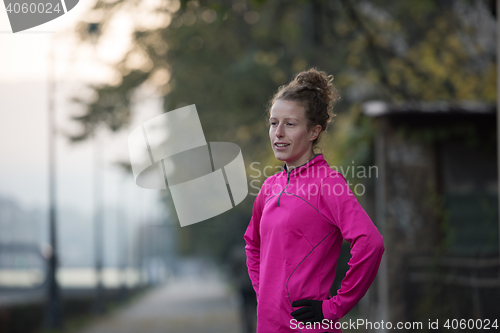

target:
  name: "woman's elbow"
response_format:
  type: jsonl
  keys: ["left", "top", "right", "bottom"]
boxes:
{"left": 362, "top": 229, "right": 384, "bottom": 257}
{"left": 372, "top": 232, "right": 385, "bottom": 256}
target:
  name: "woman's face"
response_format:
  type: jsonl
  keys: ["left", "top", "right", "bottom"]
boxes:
{"left": 269, "top": 99, "right": 321, "bottom": 170}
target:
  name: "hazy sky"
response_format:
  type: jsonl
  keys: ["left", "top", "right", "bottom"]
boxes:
{"left": 0, "top": 0, "right": 169, "bottom": 248}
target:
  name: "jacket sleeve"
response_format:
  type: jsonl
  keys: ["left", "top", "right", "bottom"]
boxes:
{"left": 319, "top": 173, "right": 385, "bottom": 320}
{"left": 243, "top": 180, "right": 266, "bottom": 299}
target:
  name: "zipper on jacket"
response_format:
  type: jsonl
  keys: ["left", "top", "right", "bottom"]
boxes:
{"left": 277, "top": 155, "right": 319, "bottom": 207}
{"left": 277, "top": 170, "right": 290, "bottom": 207}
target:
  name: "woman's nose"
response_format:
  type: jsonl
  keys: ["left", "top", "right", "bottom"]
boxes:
{"left": 275, "top": 124, "right": 284, "bottom": 137}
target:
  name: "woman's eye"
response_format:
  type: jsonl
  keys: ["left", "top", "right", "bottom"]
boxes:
{"left": 270, "top": 122, "right": 277, "bottom": 126}
{"left": 287, "top": 123, "right": 294, "bottom": 126}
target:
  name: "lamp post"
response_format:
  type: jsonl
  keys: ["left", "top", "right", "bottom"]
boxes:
{"left": 88, "top": 22, "right": 105, "bottom": 314}
{"left": 117, "top": 178, "right": 128, "bottom": 300}
{"left": 93, "top": 124, "right": 105, "bottom": 314}
{"left": 45, "top": 33, "right": 62, "bottom": 329}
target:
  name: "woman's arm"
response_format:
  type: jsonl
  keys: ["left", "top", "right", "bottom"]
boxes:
{"left": 243, "top": 182, "right": 266, "bottom": 299}
{"left": 319, "top": 173, "right": 385, "bottom": 320}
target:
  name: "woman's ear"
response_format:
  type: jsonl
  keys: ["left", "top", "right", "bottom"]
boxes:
{"left": 310, "top": 125, "right": 322, "bottom": 141}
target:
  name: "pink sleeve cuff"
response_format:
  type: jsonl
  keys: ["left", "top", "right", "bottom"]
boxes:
{"left": 322, "top": 298, "right": 342, "bottom": 321}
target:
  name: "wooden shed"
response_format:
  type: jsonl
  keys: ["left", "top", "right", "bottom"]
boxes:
{"left": 360, "top": 101, "right": 499, "bottom": 331}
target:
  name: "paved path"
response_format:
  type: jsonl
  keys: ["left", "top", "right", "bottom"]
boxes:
{"left": 77, "top": 275, "right": 242, "bottom": 333}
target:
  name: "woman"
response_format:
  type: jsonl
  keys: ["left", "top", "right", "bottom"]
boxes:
{"left": 244, "top": 68, "right": 384, "bottom": 333}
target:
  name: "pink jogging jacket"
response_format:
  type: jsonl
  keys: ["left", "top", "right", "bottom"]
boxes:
{"left": 244, "top": 154, "right": 384, "bottom": 333}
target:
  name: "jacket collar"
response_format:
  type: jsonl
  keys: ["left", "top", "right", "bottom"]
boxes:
{"left": 282, "top": 153, "right": 325, "bottom": 177}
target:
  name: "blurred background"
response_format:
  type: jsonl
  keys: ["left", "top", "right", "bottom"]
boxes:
{"left": 0, "top": 0, "right": 498, "bottom": 332}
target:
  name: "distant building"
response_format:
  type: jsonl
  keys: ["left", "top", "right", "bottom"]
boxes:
{"left": 361, "top": 101, "right": 499, "bottom": 329}
{"left": 0, "top": 196, "right": 41, "bottom": 245}
{"left": 0, "top": 196, "right": 44, "bottom": 270}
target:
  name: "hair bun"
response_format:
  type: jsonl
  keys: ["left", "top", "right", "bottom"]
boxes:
{"left": 293, "top": 68, "right": 338, "bottom": 106}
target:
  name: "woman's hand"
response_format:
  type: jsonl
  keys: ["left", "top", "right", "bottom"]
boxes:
{"left": 291, "top": 299, "right": 324, "bottom": 323}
